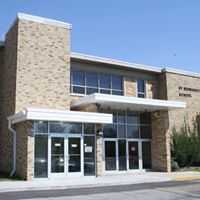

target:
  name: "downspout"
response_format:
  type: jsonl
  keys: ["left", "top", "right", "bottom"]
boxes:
{"left": 8, "top": 118, "right": 16, "bottom": 177}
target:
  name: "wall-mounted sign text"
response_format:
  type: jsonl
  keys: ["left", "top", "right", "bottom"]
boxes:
{"left": 179, "top": 86, "right": 200, "bottom": 98}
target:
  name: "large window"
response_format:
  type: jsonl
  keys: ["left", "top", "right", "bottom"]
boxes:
{"left": 34, "top": 121, "right": 96, "bottom": 177}
{"left": 102, "top": 109, "right": 152, "bottom": 139}
{"left": 71, "top": 70, "right": 123, "bottom": 95}
{"left": 102, "top": 110, "right": 152, "bottom": 172}
{"left": 137, "top": 80, "right": 146, "bottom": 98}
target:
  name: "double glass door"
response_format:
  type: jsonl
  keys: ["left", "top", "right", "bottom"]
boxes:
{"left": 50, "top": 135, "right": 83, "bottom": 178}
{"left": 104, "top": 139, "right": 151, "bottom": 172}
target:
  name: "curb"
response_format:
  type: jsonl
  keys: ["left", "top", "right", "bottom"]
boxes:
{"left": 173, "top": 176, "right": 200, "bottom": 181}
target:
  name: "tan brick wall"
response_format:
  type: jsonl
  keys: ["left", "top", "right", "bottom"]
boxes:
{"left": 96, "top": 136, "right": 103, "bottom": 176}
{"left": 0, "top": 48, "right": 4, "bottom": 170}
{"left": 71, "top": 103, "right": 98, "bottom": 112}
{"left": 124, "top": 77, "right": 136, "bottom": 97}
{"left": 151, "top": 73, "right": 171, "bottom": 172}
{"left": 15, "top": 121, "right": 34, "bottom": 180}
{"left": 165, "top": 72, "right": 200, "bottom": 130}
{"left": 16, "top": 19, "right": 71, "bottom": 112}
{"left": 147, "top": 80, "right": 158, "bottom": 99}
{"left": 0, "top": 22, "right": 18, "bottom": 173}
{"left": 151, "top": 111, "right": 171, "bottom": 172}
{"left": 0, "top": 18, "right": 71, "bottom": 178}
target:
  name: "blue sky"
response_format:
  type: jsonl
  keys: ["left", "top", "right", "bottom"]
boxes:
{"left": 1, "top": 0, "right": 200, "bottom": 72}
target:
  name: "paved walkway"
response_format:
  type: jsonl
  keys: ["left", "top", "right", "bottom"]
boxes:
{"left": 0, "top": 172, "right": 200, "bottom": 193}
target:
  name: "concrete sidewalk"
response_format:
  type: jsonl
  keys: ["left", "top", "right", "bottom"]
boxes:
{"left": 0, "top": 172, "right": 200, "bottom": 193}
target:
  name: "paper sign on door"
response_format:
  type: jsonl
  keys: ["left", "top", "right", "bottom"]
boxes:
{"left": 85, "top": 146, "right": 93, "bottom": 153}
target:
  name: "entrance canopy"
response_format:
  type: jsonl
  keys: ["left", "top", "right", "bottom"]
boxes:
{"left": 71, "top": 93, "right": 186, "bottom": 112}
{"left": 8, "top": 108, "right": 113, "bottom": 124}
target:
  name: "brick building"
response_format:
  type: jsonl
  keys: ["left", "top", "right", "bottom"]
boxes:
{"left": 0, "top": 13, "right": 199, "bottom": 180}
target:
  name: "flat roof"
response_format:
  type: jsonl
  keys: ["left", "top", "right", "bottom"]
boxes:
{"left": 162, "top": 68, "right": 200, "bottom": 79}
{"left": 71, "top": 52, "right": 200, "bottom": 78}
{"left": 71, "top": 52, "right": 162, "bottom": 73}
{"left": 8, "top": 108, "right": 113, "bottom": 124}
{"left": 71, "top": 93, "right": 186, "bottom": 112}
{"left": 18, "top": 13, "right": 72, "bottom": 29}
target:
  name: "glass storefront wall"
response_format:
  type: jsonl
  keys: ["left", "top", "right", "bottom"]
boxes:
{"left": 102, "top": 109, "right": 152, "bottom": 172}
{"left": 34, "top": 121, "right": 96, "bottom": 178}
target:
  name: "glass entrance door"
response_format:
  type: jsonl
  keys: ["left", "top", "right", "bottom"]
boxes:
{"left": 68, "top": 137, "right": 83, "bottom": 177}
{"left": 128, "top": 141, "right": 139, "bottom": 170}
{"left": 104, "top": 140, "right": 117, "bottom": 171}
{"left": 50, "top": 136, "right": 83, "bottom": 178}
{"left": 51, "top": 136, "right": 65, "bottom": 178}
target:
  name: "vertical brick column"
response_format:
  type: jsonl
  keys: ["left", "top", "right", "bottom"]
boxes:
{"left": 15, "top": 121, "right": 34, "bottom": 180}
{"left": 96, "top": 135, "right": 103, "bottom": 176}
{"left": 124, "top": 77, "right": 137, "bottom": 97}
{"left": 151, "top": 110, "right": 171, "bottom": 172}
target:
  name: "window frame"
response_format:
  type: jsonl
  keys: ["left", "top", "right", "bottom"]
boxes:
{"left": 71, "top": 69, "right": 124, "bottom": 96}
{"left": 136, "top": 79, "right": 147, "bottom": 98}
{"left": 102, "top": 109, "right": 152, "bottom": 139}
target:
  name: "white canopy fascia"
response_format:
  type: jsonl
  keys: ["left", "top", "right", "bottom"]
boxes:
{"left": 7, "top": 108, "right": 113, "bottom": 124}
{"left": 71, "top": 93, "right": 186, "bottom": 112}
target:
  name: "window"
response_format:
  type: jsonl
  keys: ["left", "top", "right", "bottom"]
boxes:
{"left": 71, "top": 69, "right": 123, "bottom": 96}
{"left": 102, "top": 109, "right": 151, "bottom": 139}
{"left": 86, "top": 72, "right": 98, "bottom": 95}
{"left": 49, "top": 122, "right": 82, "bottom": 134}
{"left": 35, "top": 121, "right": 48, "bottom": 134}
{"left": 84, "top": 123, "right": 95, "bottom": 135}
{"left": 72, "top": 70, "right": 85, "bottom": 94}
{"left": 34, "top": 135, "right": 48, "bottom": 178}
{"left": 99, "top": 74, "right": 110, "bottom": 89}
{"left": 137, "top": 80, "right": 146, "bottom": 98}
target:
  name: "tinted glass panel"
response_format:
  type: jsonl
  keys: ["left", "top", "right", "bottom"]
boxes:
{"left": 73, "top": 86, "right": 85, "bottom": 94}
{"left": 105, "top": 141, "right": 116, "bottom": 170}
{"left": 112, "top": 76, "right": 122, "bottom": 90}
{"left": 51, "top": 137, "right": 64, "bottom": 173}
{"left": 86, "top": 72, "right": 98, "bottom": 87}
{"left": 35, "top": 121, "right": 48, "bottom": 133}
{"left": 137, "top": 80, "right": 145, "bottom": 93}
{"left": 140, "top": 113, "right": 151, "bottom": 125}
{"left": 118, "top": 125, "right": 126, "bottom": 138}
{"left": 100, "top": 74, "right": 110, "bottom": 89}
{"left": 73, "top": 70, "right": 85, "bottom": 85}
{"left": 142, "top": 141, "right": 152, "bottom": 169}
{"left": 118, "top": 110, "right": 125, "bottom": 124}
{"left": 126, "top": 111, "right": 139, "bottom": 124}
{"left": 50, "top": 122, "right": 82, "bottom": 134}
{"left": 128, "top": 141, "right": 139, "bottom": 169}
{"left": 112, "top": 90, "right": 123, "bottom": 96}
{"left": 68, "top": 138, "right": 81, "bottom": 172}
{"left": 86, "top": 87, "right": 98, "bottom": 95}
{"left": 34, "top": 135, "right": 48, "bottom": 178}
{"left": 84, "top": 136, "right": 95, "bottom": 176}
{"left": 84, "top": 123, "right": 95, "bottom": 135}
{"left": 100, "top": 89, "right": 111, "bottom": 94}
{"left": 140, "top": 126, "right": 152, "bottom": 139}
{"left": 118, "top": 140, "right": 127, "bottom": 171}
{"left": 127, "top": 125, "right": 139, "bottom": 138}
{"left": 103, "top": 124, "right": 117, "bottom": 138}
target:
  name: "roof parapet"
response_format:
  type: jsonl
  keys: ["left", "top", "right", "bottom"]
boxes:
{"left": 71, "top": 52, "right": 162, "bottom": 73}
{"left": 162, "top": 67, "right": 200, "bottom": 78}
{"left": 18, "top": 13, "right": 72, "bottom": 29}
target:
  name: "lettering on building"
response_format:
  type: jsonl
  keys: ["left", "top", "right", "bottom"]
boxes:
{"left": 179, "top": 86, "right": 200, "bottom": 98}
